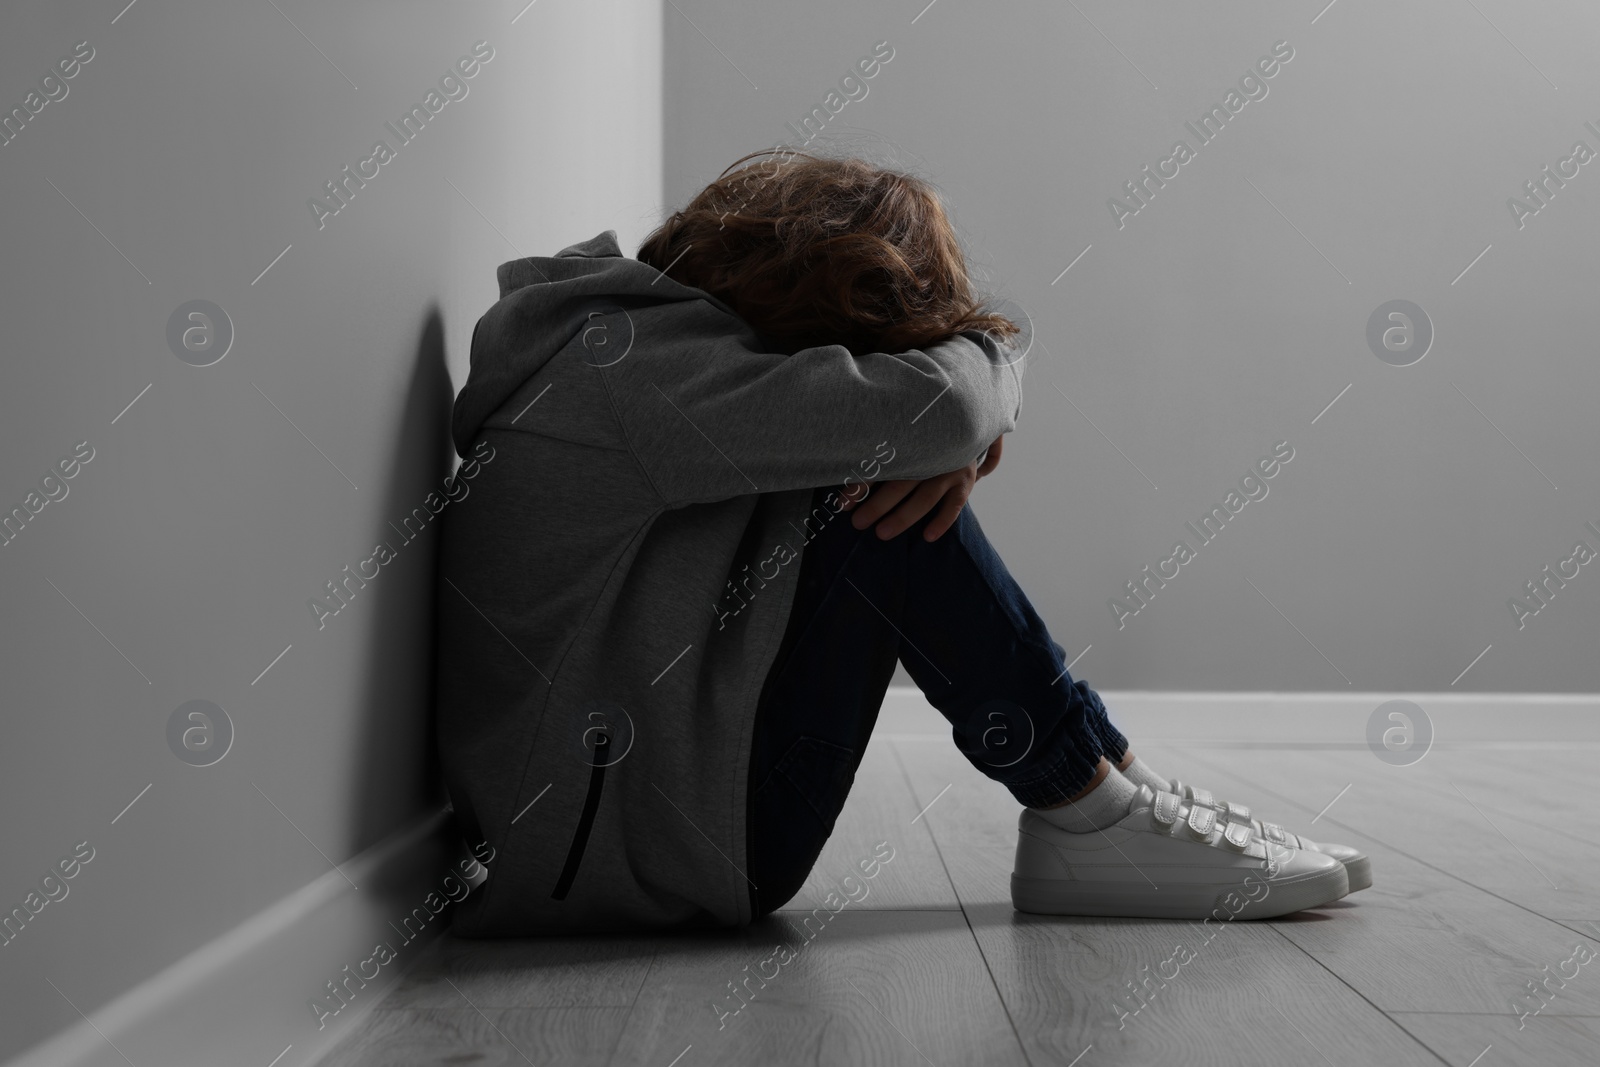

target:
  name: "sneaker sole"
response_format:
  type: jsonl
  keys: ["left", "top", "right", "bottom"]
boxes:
{"left": 1011, "top": 863, "right": 1349, "bottom": 920}
{"left": 1341, "top": 854, "right": 1372, "bottom": 893}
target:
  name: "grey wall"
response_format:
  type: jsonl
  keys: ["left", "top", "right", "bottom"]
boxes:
{"left": 0, "top": 0, "right": 660, "bottom": 1060}
{"left": 664, "top": 0, "right": 1600, "bottom": 693}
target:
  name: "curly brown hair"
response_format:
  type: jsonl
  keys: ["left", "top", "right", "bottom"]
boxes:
{"left": 637, "top": 151, "right": 1019, "bottom": 355}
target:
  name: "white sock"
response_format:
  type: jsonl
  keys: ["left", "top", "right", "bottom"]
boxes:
{"left": 1030, "top": 766, "right": 1139, "bottom": 832}
{"left": 1118, "top": 756, "right": 1169, "bottom": 795}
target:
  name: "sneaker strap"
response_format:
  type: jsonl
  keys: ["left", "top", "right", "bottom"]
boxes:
{"left": 1150, "top": 789, "right": 1258, "bottom": 854}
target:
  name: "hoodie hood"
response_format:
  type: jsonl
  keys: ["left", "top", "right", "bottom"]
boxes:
{"left": 451, "top": 230, "right": 739, "bottom": 457}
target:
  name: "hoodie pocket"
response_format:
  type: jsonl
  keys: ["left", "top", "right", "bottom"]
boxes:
{"left": 551, "top": 732, "right": 610, "bottom": 900}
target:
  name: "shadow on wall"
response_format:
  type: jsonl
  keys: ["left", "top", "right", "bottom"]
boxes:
{"left": 347, "top": 305, "right": 456, "bottom": 853}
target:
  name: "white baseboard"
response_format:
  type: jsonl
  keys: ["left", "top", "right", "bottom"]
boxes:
{"left": 5, "top": 809, "right": 459, "bottom": 1067}
{"left": 877, "top": 686, "right": 1600, "bottom": 744}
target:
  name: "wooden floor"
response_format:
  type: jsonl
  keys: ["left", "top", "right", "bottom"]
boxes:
{"left": 317, "top": 703, "right": 1600, "bottom": 1066}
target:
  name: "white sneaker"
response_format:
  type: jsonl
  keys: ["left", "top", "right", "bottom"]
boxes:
{"left": 1011, "top": 785, "right": 1349, "bottom": 919}
{"left": 1168, "top": 780, "right": 1373, "bottom": 893}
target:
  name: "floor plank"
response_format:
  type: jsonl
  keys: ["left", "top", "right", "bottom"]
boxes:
{"left": 1156, "top": 741, "right": 1600, "bottom": 923}
{"left": 381, "top": 932, "right": 657, "bottom": 1009}
{"left": 1390, "top": 1012, "right": 1600, "bottom": 1067}
{"left": 899, "top": 743, "right": 1442, "bottom": 1066}
{"left": 316, "top": 1007, "right": 629, "bottom": 1067}
{"left": 779, "top": 732, "right": 960, "bottom": 913}
{"left": 607, "top": 910, "right": 1028, "bottom": 1066}
{"left": 887, "top": 736, "right": 1025, "bottom": 849}
{"left": 1161, "top": 748, "right": 1600, "bottom": 1018}
{"left": 316, "top": 703, "right": 1600, "bottom": 1067}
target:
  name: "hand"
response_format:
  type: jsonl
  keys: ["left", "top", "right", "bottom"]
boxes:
{"left": 976, "top": 434, "right": 1004, "bottom": 478}
{"left": 840, "top": 435, "right": 1004, "bottom": 542}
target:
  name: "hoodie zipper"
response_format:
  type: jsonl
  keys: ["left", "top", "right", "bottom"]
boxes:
{"left": 551, "top": 731, "right": 608, "bottom": 900}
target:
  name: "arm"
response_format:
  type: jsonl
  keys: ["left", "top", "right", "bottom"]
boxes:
{"left": 600, "top": 310, "right": 1026, "bottom": 507}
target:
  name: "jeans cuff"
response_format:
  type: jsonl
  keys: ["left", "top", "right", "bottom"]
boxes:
{"left": 1093, "top": 720, "right": 1130, "bottom": 764}
{"left": 1000, "top": 742, "right": 1106, "bottom": 809}
{"left": 1073, "top": 681, "right": 1127, "bottom": 764}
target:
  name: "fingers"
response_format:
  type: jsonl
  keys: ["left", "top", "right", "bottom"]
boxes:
{"left": 847, "top": 458, "right": 987, "bottom": 541}
{"left": 921, "top": 481, "right": 973, "bottom": 541}
{"left": 850, "top": 479, "right": 917, "bottom": 530}
{"left": 872, "top": 476, "right": 961, "bottom": 541}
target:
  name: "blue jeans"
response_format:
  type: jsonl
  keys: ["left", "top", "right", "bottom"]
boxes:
{"left": 746, "top": 487, "right": 1129, "bottom": 918}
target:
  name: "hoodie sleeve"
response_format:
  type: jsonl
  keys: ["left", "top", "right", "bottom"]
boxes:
{"left": 599, "top": 309, "right": 1028, "bottom": 507}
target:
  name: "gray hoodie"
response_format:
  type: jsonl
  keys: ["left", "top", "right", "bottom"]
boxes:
{"left": 436, "top": 230, "right": 1027, "bottom": 935}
